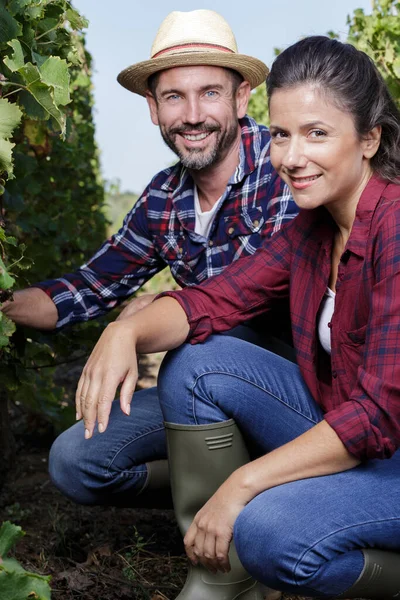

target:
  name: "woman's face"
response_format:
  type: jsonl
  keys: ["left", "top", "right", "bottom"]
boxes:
{"left": 269, "top": 84, "right": 380, "bottom": 214}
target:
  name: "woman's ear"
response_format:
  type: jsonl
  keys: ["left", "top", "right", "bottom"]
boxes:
{"left": 362, "top": 125, "right": 382, "bottom": 159}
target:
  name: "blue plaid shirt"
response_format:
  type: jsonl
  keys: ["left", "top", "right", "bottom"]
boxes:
{"left": 37, "top": 116, "right": 297, "bottom": 328}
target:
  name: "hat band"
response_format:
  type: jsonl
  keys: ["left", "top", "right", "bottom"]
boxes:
{"left": 152, "top": 42, "right": 235, "bottom": 59}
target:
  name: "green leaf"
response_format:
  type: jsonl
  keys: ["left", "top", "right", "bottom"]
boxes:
{"left": 0, "top": 5, "right": 22, "bottom": 43}
{"left": 3, "top": 39, "right": 24, "bottom": 72}
{"left": 65, "top": 7, "right": 89, "bottom": 30}
{"left": 0, "top": 522, "right": 24, "bottom": 558}
{"left": 31, "top": 50, "right": 47, "bottom": 67}
{"left": 0, "top": 257, "right": 15, "bottom": 290}
{"left": 7, "top": 0, "right": 42, "bottom": 17}
{"left": 0, "top": 562, "right": 51, "bottom": 600}
{"left": 0, "top": 98, "right": 23, "bottom": 140}
{"left": 0, "top": 313, "right": 16, "bottom": 341}
{"left": 40, "top": 56, "right": 71, "bottom": 106}
{"left": 0, "top": 138, "right": 16, "bottom": 177}
{"left": 18, "top": 90, "right": 48, "bottom": 121}
{"left": 18, "top": 63, "right": 66, "bottom": 134}
{"left": 393, "top": 56, "right": 400, "bottom": 78}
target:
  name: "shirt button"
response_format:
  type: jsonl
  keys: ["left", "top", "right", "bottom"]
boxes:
{"left": 228, "top": 227, "right": 235, "bottom": 235}
{"left": 332, "top": 370, "right": 338, "bottom": 379}
{"left": 209, "top": 240, "right": 214, "bottom": 247}
{"left": 253, "top": 219, "right": 260, "bottom": 227}
{"left": 327, "top": 321, "right": 332, "bottom": 329}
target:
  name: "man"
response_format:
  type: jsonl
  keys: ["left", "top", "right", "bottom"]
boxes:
{"left": 2, "top": 9, "right": 296, "bottom": 508}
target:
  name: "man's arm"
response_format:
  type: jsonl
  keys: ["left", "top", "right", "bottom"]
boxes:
{"left": 1, "top": 288, "right": 58, "bottom": 330}
{"left": 31, "top": 188, "right": 164, "bottom": 329}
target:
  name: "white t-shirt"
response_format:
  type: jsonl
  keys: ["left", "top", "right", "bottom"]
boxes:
{"left": 194, "top": 186, "right": 220, "bottom": 238}
{"left": 318, "top": 287, "right": 335, "bottom": 355}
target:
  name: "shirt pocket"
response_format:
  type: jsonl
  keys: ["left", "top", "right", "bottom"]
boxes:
{"left": 339, "top": 324, "right": 367, "bottom": 346}
{"left": 336, "top": 324, "right": 367, "bottom": 389}
{"left": 224, "top": 207, "right": 265, "bottom": 238}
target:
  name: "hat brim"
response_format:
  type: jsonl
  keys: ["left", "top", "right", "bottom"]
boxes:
{"left": 117, "top": 52, "right": 268, "bottom": 96}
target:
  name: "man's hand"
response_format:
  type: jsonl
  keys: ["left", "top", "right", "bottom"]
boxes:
{"left": 76, "top": 320, "right": 138, "bottom": 439}
{"left": 116, "top": 294, "right": 157, "bottom": 321}
{"left": 1, "top": 288, "right": 58, "bottom": 329}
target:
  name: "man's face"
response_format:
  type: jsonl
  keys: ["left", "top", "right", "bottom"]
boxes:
{"left": 146, "top": 66, "right": 249, "bottom": 170}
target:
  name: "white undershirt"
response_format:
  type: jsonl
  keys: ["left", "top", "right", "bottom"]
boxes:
{"left": 318, "top": 287, "right": 336, "bottom": 355}
{"left": 194, "top": 186, "right": 220, "bottom": 238}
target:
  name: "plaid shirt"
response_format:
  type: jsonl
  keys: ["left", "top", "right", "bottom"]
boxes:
{"left": 36, "top": 116, "right": 296, "bottom": 328}
{"left": 163, "top": 176, "right": 400, "bottom": 461}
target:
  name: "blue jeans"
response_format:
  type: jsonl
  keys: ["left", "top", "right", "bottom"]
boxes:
{"left": 49, "top": 325, "right": 292, "bottom": 506}
{"left": 158, "top": 335, "right": 400, "bottom": 597}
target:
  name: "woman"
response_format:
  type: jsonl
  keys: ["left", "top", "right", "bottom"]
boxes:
{"left": 77, "top": 37, "right": 400, "bottom": 598}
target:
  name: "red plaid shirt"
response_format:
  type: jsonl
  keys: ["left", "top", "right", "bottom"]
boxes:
{"left": 163, "top": 175, "right": 400, "bottom": 461}
{"left": 36, "top": 117, "right": 296, "bottom": 328}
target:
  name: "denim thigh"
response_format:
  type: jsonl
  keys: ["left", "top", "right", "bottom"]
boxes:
{"left": 158, "top": 335, "right": 322, "bottom": 456}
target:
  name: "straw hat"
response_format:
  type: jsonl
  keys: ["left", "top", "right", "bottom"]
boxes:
{"left": 117, "top": 9, "right": 268, "bottom": 96}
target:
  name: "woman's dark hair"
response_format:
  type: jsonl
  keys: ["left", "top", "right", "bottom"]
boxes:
{"left": 266, "top": 36, "right": 400, "bottom": 181}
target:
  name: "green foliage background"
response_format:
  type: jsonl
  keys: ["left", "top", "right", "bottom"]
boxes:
{"left": 247, "top": 0, "right": 400, "bottom": 125}
{"left": 0, "top": 0, "right": 399, "bottom": 432}
{"left": 0, "top": 0, "right": 107, "bottom": 430}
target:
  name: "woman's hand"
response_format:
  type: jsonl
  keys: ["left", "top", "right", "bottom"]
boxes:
{"left": 76, "top": 320, "right": 139, "bottom": 439}
{"left": 184, "top": 471, "right": 251, "bottom": 573}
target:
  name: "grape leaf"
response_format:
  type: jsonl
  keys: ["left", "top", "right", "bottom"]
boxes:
{"left": 3, "top": 39, "right": 24, "bottom": 72}
{"left": 0, "top": 257, "right": 15, "bottom": 290}
{"left": 40, "top": 56, "right": 71, "bottom": 106}
{"left": 0, "top": 4, "right": 22, "bottom": 43}
{"left": 0, "top": 138, "right": 16, "bottom": 177}
{"left": 18, "top": 63, "right": 66, "bottom": 134}
{"left": 0, "top": 522, "right": 24, "bottom": 558}
{"left": 0, "top": 98, "right": 23, "bottom": 140}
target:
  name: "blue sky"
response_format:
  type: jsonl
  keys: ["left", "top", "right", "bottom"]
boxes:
{"left": 72, "top": 0, "right": 372, "bottom": 193}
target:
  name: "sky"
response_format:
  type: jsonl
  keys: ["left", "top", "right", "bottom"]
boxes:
{"left": 72, "top": 0, "right": 372, "bottom": 194}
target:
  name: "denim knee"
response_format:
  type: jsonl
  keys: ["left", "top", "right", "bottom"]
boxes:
{"left": 234, "top": 491, "right": 297, "bottom": 591}
{"left": 234, "top": 486, "right": 364, "bottom": 596}
{"left": 158, "top": 342, "right": 200, "bottom": 423}
{"left": 49, "top": 423, "right": 95, "bottom": 504}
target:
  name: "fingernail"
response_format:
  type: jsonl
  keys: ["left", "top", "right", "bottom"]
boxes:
{"left": 76, "top": 412, "right": 80, "bottom": 421}
{"left": 98, "top": 423, "right": 104, "bottom": 433}
{"left": 125, "top": 404, "right": 131, "bottom": 416}
{"left": 85, "top": 429, "right": 90, "bottom": 439}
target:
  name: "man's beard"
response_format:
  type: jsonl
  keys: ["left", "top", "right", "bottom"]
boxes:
{"left": 160, "top": 119, "right": 239, "bottom": 170}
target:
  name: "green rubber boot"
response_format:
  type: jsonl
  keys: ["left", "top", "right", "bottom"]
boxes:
{"left": 165, "top": 419, "right": 264, "bottom": 600}
{"left": 337, "top": 549, "right": 400, "bottom": 599}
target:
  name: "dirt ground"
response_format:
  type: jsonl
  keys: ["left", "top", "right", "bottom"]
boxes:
{"left": 0, "top": 352, "right": 307, "bottom": 600}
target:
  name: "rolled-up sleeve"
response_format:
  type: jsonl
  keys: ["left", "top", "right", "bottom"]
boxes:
{"left": 160, "top": 226, "right": 292, "bottom": 343}
{"left": 35, "top": 190, "right": 164, "bottom": 329}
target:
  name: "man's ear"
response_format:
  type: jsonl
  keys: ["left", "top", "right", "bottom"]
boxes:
{"left": 362, "top": 125, "right": 382, "bottom": 159}
{"left": 236, "top": 81, "right": 251, "bottom": 119}
{"left": 146, "top": 91, "right": 159, "bottom": 125}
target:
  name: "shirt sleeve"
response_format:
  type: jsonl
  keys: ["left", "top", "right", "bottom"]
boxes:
{"left": 35, "top": 187, "right": 164, "bottom": 329}
{"left": 160, "top": 224, "right": 292, "bottom": 343}
{"left": 325, "top": 202, "right": 400, "bottom": 460}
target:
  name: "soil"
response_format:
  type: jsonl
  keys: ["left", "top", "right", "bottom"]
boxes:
{"left": 0, "top": 352, "right": 307, "bottom": 600}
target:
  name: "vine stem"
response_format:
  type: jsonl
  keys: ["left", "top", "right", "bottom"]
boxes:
{"left": 35, "top": 23, "right": 60, "bottom": 41}
{"left": 2, "top": 87, "right": 24, "bottom": 99}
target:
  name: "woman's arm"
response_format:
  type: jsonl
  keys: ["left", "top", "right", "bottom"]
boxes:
{"left": 185, "top": 419, "right": 359, "bottom": 572}
{"left": 76, "top": 296, "right": 189, "bottom": 438}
